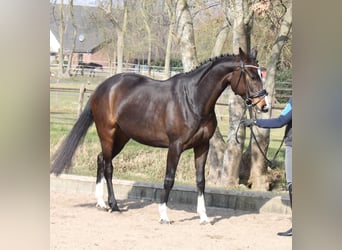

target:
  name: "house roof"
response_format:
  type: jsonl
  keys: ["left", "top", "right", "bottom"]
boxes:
{"left": 50, "top": 4, "right": 114, "bottom": 53}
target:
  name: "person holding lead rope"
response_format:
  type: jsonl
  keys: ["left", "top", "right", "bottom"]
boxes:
{"left": 241, "top": 96, "right": 292, "bottom": 237}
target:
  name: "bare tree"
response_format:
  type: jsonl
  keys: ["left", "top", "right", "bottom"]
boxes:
{"left": 164, "top": 0, "right": 176, "bottom": 77}
{"left": 264, "top": 0, "right": 292, "bottom": 105}
{"left": 247, "top": 0, "right": 292, "bottom": 189}
{"left": 57, "top": 0, "right": 66, "bottom": 78}
{"left": 99, "top": 0, "right": 128, "bottom": 73}
{"left": 66, "top": 0, "right": 77, "bottom": 77}
{"left": 140, "top": 0, "right": 153, "bottom": 75}
{"left": 174, "top": 0, "right": 198, "bottom": 71}
{"left": 211, "top": 21, "right": 230, "bottom": 58}
{"left": 208, "top": 0, "right": 292, "bottom": 190}
{"left": 238, "top": 0, "right": 292, "bottom": 190}
{"left": 207, "top": 0, "right": 254, "bottom": 188}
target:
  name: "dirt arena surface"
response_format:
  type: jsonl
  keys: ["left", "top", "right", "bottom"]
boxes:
{"left": 50, "top": 191, "right": 292, "bottom": 250}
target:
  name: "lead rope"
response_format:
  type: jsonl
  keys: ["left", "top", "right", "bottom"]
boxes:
{"left": 249, "top": 124, "right": 285, "bottom": 169}
{"left": 235, "top": 105, "right": 248, "bottom": 144}
{"left": 235, "top": 105, "right": 285, "bottom": 169}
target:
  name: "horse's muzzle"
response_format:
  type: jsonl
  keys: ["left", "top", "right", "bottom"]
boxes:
{"left": 254, "top": 96, "right": 269, "bottom": 113}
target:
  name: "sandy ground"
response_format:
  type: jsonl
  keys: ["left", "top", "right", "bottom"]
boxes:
{"left": 50, "top": 191, "right": 292, "bottom": 250}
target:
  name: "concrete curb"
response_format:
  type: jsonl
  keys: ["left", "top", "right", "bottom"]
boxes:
{"left": 50, "top": 174, "right": 291, "bottom": 215}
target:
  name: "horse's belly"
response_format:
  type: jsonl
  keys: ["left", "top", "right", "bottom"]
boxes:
{"left": 118, "top": 122, "right": 170, "bottom": 148}
{"left": 132, "top": 137, "right": 169, "bottom": 148}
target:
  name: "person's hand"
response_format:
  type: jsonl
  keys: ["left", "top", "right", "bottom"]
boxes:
{"left": 240, "top": 119, "right": 255, "bottom": 127}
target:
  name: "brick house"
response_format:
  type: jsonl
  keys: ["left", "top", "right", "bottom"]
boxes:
{"left": 50, "top": 4, "right": 115, "bottom": 69}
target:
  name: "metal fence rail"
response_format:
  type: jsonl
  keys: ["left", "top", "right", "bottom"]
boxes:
{"left": 50, "top": 63, "right": 183, "bottom": 80}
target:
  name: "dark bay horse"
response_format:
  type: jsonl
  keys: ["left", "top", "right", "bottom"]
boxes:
{"left": 51, "top": 48, "right": 269, "bottom": 224}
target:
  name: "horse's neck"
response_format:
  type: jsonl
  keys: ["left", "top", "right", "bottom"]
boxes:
{"left": 188, "top": 60, "right": 236, "bottom": 116}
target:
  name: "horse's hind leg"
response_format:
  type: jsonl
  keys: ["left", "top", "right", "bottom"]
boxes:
{"left": 104, "top": 158, "right": 120, "bottom": 212}
{"left": 95, "top": 153, "right": 107, "bottom": 209}
{"left": 96, "top": 128, "right": 129, "bottom": 212}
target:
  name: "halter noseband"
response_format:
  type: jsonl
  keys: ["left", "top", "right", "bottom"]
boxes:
{"left": 245, "top": 89, "right": 268, "bottom": 107}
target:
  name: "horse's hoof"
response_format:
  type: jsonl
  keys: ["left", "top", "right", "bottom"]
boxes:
{"left": 108, "top": 208, "right": 121, "bottom": 213}
{"left": 159, "top": 219, "right": 171, "bottom": 225}
{"left": 200, "top": 220, "right": 209, "bottom": 225}
{"left": 199, "top": 213, "right": 209, "bottom": 225}
{"left": 108, "top": 205, "right": 121, "bottom": 213}
{"left": 96, "top": 202, "right": 108, "bottom": 210}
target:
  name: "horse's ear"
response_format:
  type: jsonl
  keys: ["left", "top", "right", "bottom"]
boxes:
{"left": 239, "top": 47, "right": 247, "bottom": 61}
{"left": 250, "top": 47, "right": 258, "bottom": 59}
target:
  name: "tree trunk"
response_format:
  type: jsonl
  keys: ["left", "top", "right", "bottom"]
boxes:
{"left": 265, "top": 1, "right": 292, "bottom": 104}
{"left": 244, "top": 0, "right": 292, "bottom": 190}
{"left": 232, "top": 0, "right": 270, "bottom": 191}
{"left": 207, "top": 127, "right": 226, "bottom": 185}
{"left": 175, "top": 0, "right": 198, "bottom": 71}
{"left": 239, "top": 0, "right": 267, "bottom": 190}
{"left": 101, "top": 0, "right": 127, "bottom": 74}
{"left": 223, "top": 89, "right": 246, "bottom": 188}
{"left": 116, "top": 30, "right": 124, "bottom": 73}
{"left": 211, "top": 22, "right": 229, "bottom": 57}
{"left": 232, "top": 0, "right": 248, "bottom": 52}
{"left": 165, "top": 0, "right": 176, "bottom": 78}
{"left": 140, "top": 0, "right": 152, "bottom": 75}
{"left": 222, "top": 0, "right": 249, "bottom": 188}
{"left": 207, "top": 0, "right": 247, "bottom": 188}
{"left": 116, "top": 6, "right": 127, "bottom": 74}
{"left": 57, "top": 1, "right": 65, "bottom": 78}
{"left": 66, "top": 0, "right": 77, "bottom": 77}
{"left": 207, "top": 22, "right": 230, "bottom": 186}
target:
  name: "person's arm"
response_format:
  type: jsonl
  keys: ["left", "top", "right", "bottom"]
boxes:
{"left": 255, "top": 98, "right": 292, "bottom": 128}
{"left": 255, "top": 111, "right": 291, "bottom": 128}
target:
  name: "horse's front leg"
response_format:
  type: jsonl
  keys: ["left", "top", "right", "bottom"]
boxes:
{"left": 194, "top": 143, "right": 210, "bottom": 224}
{"left": 159, "top": 142, "right": 182, "bottom": 224}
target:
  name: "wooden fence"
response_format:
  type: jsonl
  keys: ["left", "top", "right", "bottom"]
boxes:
{"left": 50, "top": 63, "right": 183, "bottom": 80}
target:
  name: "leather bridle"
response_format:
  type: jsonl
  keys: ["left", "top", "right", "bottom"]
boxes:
{"left": 234, "top": 61, "right": 268, "bottom": 107}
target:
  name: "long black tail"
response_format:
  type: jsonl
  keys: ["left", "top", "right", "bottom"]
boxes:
{"left": 51, "top": 100, "right": 94, "bottom": 175}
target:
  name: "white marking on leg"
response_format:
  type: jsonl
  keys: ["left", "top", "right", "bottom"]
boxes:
{"left": 158, "top": 203, "right": 170, "bottom": 223}
{"left": 197, "top": 194, "right": 209, "bottom": 224}
{"left": 95, "top": 178, "right": 107, "bottom": 208}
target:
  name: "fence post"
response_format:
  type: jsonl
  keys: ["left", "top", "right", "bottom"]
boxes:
{"left": 77, "top": 82, "right": 87, "bottom": 117}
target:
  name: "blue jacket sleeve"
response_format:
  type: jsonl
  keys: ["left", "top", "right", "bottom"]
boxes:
{"left": 255, "top": 98, "right": 292, "bottom": 128}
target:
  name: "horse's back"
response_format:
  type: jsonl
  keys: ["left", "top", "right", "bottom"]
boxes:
{"left": 91, "top": 73, "right": 172, "bottom": 115}
{"left": 94, "top": 73, "right": 175, "bottom": 100}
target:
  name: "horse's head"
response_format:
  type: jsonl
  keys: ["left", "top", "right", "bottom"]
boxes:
{"left": 230, "top": 47, "right": 269, "bottom": 113}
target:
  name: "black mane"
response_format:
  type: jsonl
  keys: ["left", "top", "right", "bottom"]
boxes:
{"left": 185, "top": 54, "right": 237, "bottom": 75}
